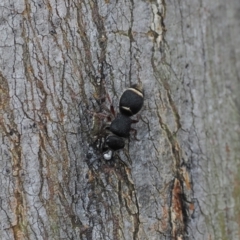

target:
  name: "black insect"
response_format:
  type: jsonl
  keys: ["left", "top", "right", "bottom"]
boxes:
{"left": 103, "top": 83, "right": 144, "bottom": 159}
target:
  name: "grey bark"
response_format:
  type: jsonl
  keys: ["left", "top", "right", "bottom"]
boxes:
{"left": 0, "top": 0, "right": 239, "bottom": 240}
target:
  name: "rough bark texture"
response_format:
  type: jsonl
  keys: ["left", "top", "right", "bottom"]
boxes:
{"left": 0, "top": 0, "right": 239, "bottom": 240}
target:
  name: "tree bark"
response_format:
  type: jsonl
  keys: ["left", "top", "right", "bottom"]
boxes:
{"left": 0, "top": 0, "right": 239, "bottom": 239}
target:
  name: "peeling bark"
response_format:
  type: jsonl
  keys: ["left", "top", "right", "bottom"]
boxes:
{"left": 0, "top": 0, "right": 239, "bottom": 239}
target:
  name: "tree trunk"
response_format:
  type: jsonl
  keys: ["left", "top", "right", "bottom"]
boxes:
{"left": 0, "top": 0, "right": 239, "bottom": 239}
